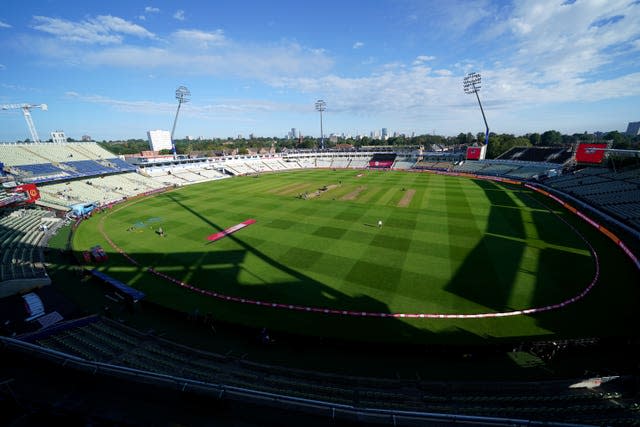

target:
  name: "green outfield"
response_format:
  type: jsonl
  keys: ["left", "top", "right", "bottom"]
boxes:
{"left": 72, "top": 169, "right": 640, "bottom": 344}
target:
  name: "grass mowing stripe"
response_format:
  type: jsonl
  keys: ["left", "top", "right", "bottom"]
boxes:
{"left": 71, "top": 168, "right": 639, "bottom": 343}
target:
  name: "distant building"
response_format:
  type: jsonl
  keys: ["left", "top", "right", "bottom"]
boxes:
{"left": 50, "top": 131, "right": 66, "bottom": 144}
{"left": 147, "top": 130, "right": 172, "bottom": 152}
{"left": 381, "top": 128, "right": 388, "bottom": 140}
{"left": 626, "top": 121, "right": 640, "bottom": 136}
{"left": 81, "top": 135, "right": 92, "bottom": 142}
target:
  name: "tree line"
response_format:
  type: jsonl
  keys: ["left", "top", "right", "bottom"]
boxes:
{"left": 97, "top": 130, "right": 639, "bottom": 159}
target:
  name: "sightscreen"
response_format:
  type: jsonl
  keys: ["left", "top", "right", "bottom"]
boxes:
{"left": 575, "top": 143, "right": 608, "bottom": 164}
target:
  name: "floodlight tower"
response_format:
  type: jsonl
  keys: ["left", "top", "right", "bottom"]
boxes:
{"left": 315, "top": 99, "right": 326, "bottom": 150}
{"left": 171, "top": 86, "right": 191, "bottom": 158}
{"left": 463, "top": 72, "right": 489, "bottom": 146}
{"left": 1, "top": 103, "right": 48, "bottom": 143}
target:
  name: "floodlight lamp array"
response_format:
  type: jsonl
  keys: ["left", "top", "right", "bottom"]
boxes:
{"left": 463, "top": 72, "right": 481, "bottom": 94}
{"left": 175, "top": 86, "right": 191, "bottom": 103}
{"left": 315, "top": 99, "right": 326, "bottom": 112}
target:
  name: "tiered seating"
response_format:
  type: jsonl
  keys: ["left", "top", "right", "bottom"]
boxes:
{"left": 392, "top": 157, "right": 417, "bottom": 169}
{"left": 61, "top": 160, "right": 115, "bottom": 176}
{"left": 279, "top": 159, "right": 303, "bottom": 169}
{"left": 7, "top": 163, "right": 70, "bottom": 182}
{"left": 37, "top": 173, "right": 166, "bottom": 207}
{"left": 194, "top": 168, "right": 227, "bottom": 180}
{"left": 545, "top": 167, "right": 640, "bottom": 230}
{"left": 114, "top": 172, "right": 167, "bottom": 192}
{"left": 347, "top": 156, "right": 371, "bottom": 168}
{"left": 474, "top": 163, "right": 519, "bottom": 176}
{"left": 411, "top": 158, "right": 560, "bottom": 180}
{"left": 329, "top": 157, "right": 350, "bottom": 168}
{"left": 451, "top": 161, "right": 485, "bottom": 173}
{"left": 414, "top": 160, "right": 452, "bottom": 170}
{"left": 0, "top": 142, "right": 116, "bottom": 165}
{"left": 295, "top": 158, "right": 316, "bottom": 168}
{"left": 102, "top": 158, "right": 137, "bottom": 172}
{"left": 0, "top": 191, "right": 19, "bottom": 206}
{"left": 21, "top": 316, "right": 640, "bottom": 424}
{"left": 223, "top": 162, "right": 259, "bottom": 175}
{"left": 155, "top": 172, "right": 191, "bottom": 186}
{"left": 506, "top": 165, "right": 558, "bottom": 179}
{"left": 170, "top": 169, "right": 208, "bottom": 183}
{"left": 499, "top": 146, "right": 573, "bottom": 164}
{"left": 64, "top": 142, "right": 116, "bottom": 160}
{"left": 315, "top": 157, "right": 333, "bottom": 168}
{"left": 259, "top": 158, "right": 291, "bottom": 171}
{"left": 0, "top": 209, "right": 60, "bottom": 293}
{"left": 0, "top": 143, "right": 138, "bottom": 183}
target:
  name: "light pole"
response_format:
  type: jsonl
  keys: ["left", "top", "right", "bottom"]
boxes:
{"left": 463, "top": 72, "right": 489, "bottom": 146}
{"left": 171, "top": 85, "right": 191, "bottom": 158}
{"left": 315, "top": 99, "right": 326, "bottom": 150}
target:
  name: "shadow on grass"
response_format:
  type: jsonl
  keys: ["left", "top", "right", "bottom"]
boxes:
{"left": 445, "top": 179, "right": 526, "bottom": 312}
{"left": 79, "top": 193, "right": 481, "bottom": 345}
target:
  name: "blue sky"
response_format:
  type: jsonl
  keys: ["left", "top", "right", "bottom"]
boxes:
{"left": 1, "top": 0, "right": 639, "bottom": 141}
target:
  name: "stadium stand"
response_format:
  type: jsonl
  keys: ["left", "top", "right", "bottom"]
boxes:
{"left": 8, "top": 315, "right": 638, "bottom": 425}
{"left": 0, "top": 142, "right": 139, "bottom": 184}
{"left": 37, "top": 173, "right": 165, "bottom": 209}
{"left": 2, "top": 142, "right": 640, "bottom": 425}
{"left": 452, "top": 161, "right": 486, "bottom": 173}
{"left": 391, "top": 155, "right": 417, "bottom": 169}
{"left": 544, "top": 166, "right": 640, "bottom": 230}
{"left": 414, "top": 158, "right": 454, "bottom": 171}
{"left": 0, "top": 208, "right": 61, "bottom": 296}
{"left": 315, "top": 156, "right": 334, "bottom": 168}
{"left": 498, "top": 146, "right": 574, "bottom": 164}
{"left": 347, "top": 155, "right": 372, "bottom": 168}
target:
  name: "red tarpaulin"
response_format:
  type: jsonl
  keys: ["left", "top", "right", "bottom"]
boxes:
{"left": 207, "top": 219, "right": 256, "bottom": 242}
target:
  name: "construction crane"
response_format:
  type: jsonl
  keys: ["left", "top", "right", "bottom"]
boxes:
{"left": 0, "top": 103, "right": 48, "bottom": 143}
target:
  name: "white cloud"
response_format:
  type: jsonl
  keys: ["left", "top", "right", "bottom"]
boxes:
{"left": 20, "top": 3, "right": 640, "bottom": 127}
{"left": 434, "top": 69, "right": 452, "bottom": 76}
{"left": 145, "top": 6, "right": 160, "bottom": 13}
{"left": 405, "top": 1, "right": 494, "bottom": 36}
{"left": 0, "top": 64, "right": 5, "bottom": 70}
{"left": 138, "top": 15, "right": 146, "bottom": 21}
{"left": 0, "top": 20, "right": 11, "bottom": 28}
{"left": 64, "top": 91, "right": 297, "bottom": 118}
{"left": 174, "top": 10, "right": 185, "bottom": 21}
{"left": 31, "top": 15, "right": 155, "bottom": 44}
{"left": 504, "top": 0, "right": 640, "bottom": 83}
{"left": 24, "top": 17, "right": 334, "bottom": 80}
{"left": 270, "top": 58, "right": 640, "bottom": 121}
{"left": 74, "top": 39, "right": 333, "bottom": 80}
{"left": 173, "top": 29, "right": 226, "bottom": 47}
{"left": 413, "top": 55, "right": 435, "bottom": 65}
